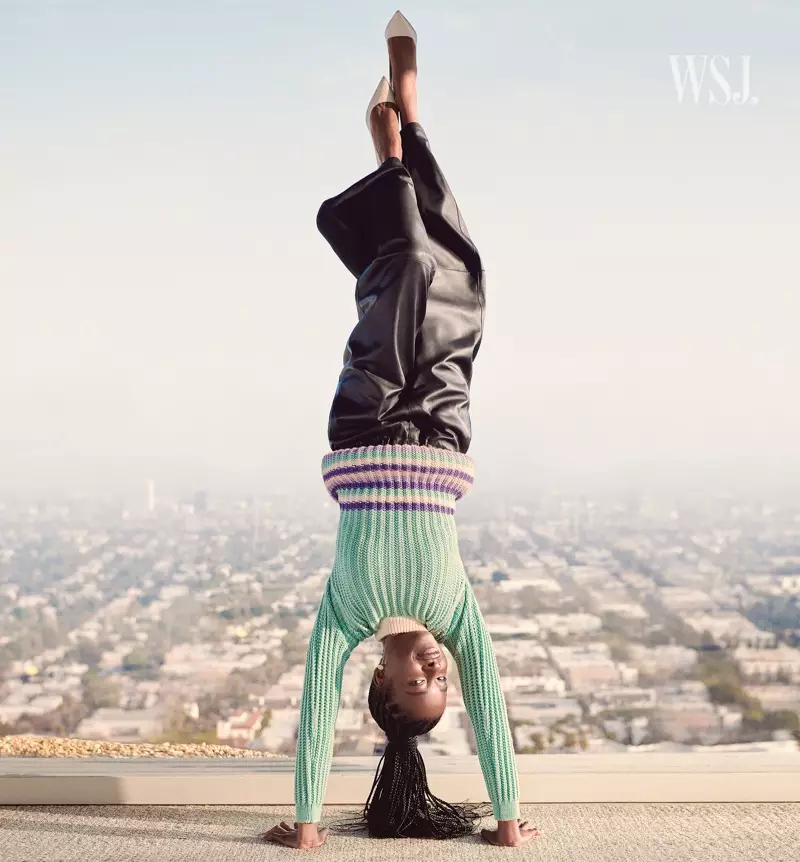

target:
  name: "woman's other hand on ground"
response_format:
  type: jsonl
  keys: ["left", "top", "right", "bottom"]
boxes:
{"left": 263, "top": 821, "right": 329, "bottom": 849}
{"left": 481, "top": 819, "right": 541, "bottom": 847}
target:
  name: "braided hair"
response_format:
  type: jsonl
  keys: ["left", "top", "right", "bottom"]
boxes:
{"left": 330, "top": 679, "right": 490, "bottom": 839}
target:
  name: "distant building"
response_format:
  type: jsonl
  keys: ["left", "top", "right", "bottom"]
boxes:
{"left": 655, "top": 703, "right": 725, "bottom": 745}
{"left": 548, "top": 643, "right": 637, "bottom": 693}
{"left": 569, "top": 566, "right": 612, "bottom": 586}
{"left": 75, "top": 708, "right": 163, "bottom": 742}
{"left": 734, "top": 645, "right": 800, "bottom": 683}
{"left": 334, "top": 708, "right": 364, "bottom": 733}
{"left": 745, "top": 574, "right": 800, "bottom": 597}
{"left": 159, "top": 584, "right": 190, "bottom": 601}
{"left": 491, "top": 640, "right": 550, "bottom": 670}
{"left": 565, "top": 662, "right": 626, "bottom": 693}
{"left": 0, "top": 705, "right": 29, "bottom": 724}
{"left": 685, "top": 612, "right": 775, "bottom": 648}
{"left": 496, "top": 573, "right": 562, "bottom": 594}
{"left": 779, "top": 576, "right": 800, "bottom": 596}
{"left": 537, "top": 613, "right": 603, "bottom": 638}
{"left": 484, "top": 615, "right": 541, "bottom": 638}
{"left": 262, "top": 685, "right": 297, "bottom": 709}
{"left": 507, "top": 697, "right": 583, "bottom": 725}
{"left": 26, "top": 694, "right": 64, "bottom": 715}
{"left": 513, "top": 724, "right": 549, "bottom": 750}
{"left": 181, "top": 701, "right": 200, "bottom": 721}
{"left": 216, "top": 709, "right": 266, "bottom": 746}
{"left": 658, "top": 680, "right": 709, "bottom": 702}
{"left": 660, "top": 587, "right": 716, "bottom": 614}
{"left": 502, "top": 671, "right": 567, "bottom": 698}
{"left": 628, "top": 645, "right": 697, "bottom": 677}
{"left": 588, "top": 687, "right": 657, "bottom": 716}
{"left": 746, "top": 685, "right": 800, "bottom": 712}
{"left": 598, "top": 602, "right": 649, "bottom": 621}
{"left": 258, "top": 708, "right": 300, "bottom": 752}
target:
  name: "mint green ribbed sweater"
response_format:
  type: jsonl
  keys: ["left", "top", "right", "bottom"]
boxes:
{"left": 294, "top": 444, "right": 520, "bottom": 824}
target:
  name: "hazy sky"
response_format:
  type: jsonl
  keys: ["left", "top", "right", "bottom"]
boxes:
{"left": 2, "top": 1, "right": 799, "bottom": 496}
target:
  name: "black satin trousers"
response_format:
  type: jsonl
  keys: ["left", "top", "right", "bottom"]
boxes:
{"left": 316, "top": 122, "right": 485, "bottom": 454}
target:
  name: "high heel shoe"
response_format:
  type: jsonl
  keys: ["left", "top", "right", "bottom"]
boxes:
{"left": 365, "top": 75, "right": 398, "bottom": 166}
{"left": 384, "top": 10, "right": 417, "bottom": 89}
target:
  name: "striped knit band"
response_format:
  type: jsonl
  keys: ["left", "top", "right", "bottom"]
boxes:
{"left": 322, "top": 445, "right": 474, "bottom": 515}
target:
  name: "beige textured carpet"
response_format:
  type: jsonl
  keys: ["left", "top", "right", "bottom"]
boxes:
{"left": 2, "top": 804, "right": 799, "bottom": 861}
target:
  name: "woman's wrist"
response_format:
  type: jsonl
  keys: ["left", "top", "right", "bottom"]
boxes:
{"left": 296, "top": 822, "right": 320, "bottom": 843}
{"left": 496, "top": 820, "right": 521, "bottom": 838}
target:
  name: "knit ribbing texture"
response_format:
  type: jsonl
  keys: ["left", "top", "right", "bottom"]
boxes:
{"left": 295, "top": 444, "right": 520, "bottom": 825}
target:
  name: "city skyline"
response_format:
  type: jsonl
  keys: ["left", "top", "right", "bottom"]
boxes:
{"left": 2, "top": 477, "right": 799, "bottom": 754}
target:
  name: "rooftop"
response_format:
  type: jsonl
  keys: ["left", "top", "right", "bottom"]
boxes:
{"left": 1, "top": 744, "right": 799, "bottom": 859}
{"left": 2, "top": 751, "right": 799, "bottom": 805}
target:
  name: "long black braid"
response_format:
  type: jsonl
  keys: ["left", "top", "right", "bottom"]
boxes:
{"left": 330, "top": 680, "right": 490, "bottom": 839}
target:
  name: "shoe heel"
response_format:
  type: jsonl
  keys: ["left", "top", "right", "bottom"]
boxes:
{"left": 366, "top": 76, "right": 398, "bottom": 166}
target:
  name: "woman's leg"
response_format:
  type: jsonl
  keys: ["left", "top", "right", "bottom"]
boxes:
{"left": 386, "top": 31, "right": 485, "bottom": 454}
{"left": 398, "top": 121, "right": 486, "bottom": 454}
{"left": 317, "top": 154, "right": 436, "bottom": 450}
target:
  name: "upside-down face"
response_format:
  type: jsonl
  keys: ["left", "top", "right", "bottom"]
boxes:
{"left": 373, "top": 630, "right": 448, "bottom": 723}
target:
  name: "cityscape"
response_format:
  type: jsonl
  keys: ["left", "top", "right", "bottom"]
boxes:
{"left": 4, "top": 0, "right": 799, "bottom": 855}
{"left": 2, "top": 482, "right": 799, "bottom": 759}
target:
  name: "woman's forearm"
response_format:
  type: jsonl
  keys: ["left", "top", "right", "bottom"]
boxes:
{"left": 293, "top": 584, "right": 353, "bottom": 825}
{"left": 444, "top": 584, "right": 520, "bottom": 822}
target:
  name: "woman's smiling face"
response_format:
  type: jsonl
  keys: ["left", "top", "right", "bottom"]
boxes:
{"left": 373, "top": 630, "right": 448, "bottom": 723}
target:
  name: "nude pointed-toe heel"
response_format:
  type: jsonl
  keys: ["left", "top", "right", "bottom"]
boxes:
{"left": 384, "top": 10, "right": 417, "bottom": 89}
{"left": 365, "top": 76, "right": 398, "bottom": 166}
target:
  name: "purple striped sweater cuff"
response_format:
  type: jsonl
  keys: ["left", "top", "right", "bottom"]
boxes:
{"left": 322, "top": 445, "right": 474, "bottom": 514}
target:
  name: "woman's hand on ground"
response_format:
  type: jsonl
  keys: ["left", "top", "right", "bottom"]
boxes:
{"left": 263, "top": 821, "right": 329, "bottom": 849}
{"left": 481, "top": 819, "right": 541, "bottom": 847}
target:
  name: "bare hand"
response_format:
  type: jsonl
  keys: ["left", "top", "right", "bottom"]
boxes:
{"left": 481, "top": 819, "right": 541, "bottom": 847}
{"left": 263, "top": 821, "right": 329, "bottom": 850}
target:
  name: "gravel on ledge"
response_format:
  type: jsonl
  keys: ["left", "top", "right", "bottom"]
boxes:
{"left": 0, "top": 736, "right": 287, "bottom": 758}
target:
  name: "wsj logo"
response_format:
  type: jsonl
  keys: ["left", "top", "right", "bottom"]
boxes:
{"left": 669, "top": 55, "right": 758, "bottom": 105}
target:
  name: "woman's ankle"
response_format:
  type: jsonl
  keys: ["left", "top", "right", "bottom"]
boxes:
{"left": 369, "top": 102, "right": 402, "bottom": 162}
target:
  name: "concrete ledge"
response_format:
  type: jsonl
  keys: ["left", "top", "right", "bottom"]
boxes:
{"left": 2, "top": 754, "right": 799, "bottom": 805}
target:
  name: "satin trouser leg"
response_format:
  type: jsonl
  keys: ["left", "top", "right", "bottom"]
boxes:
{"left": 398, "top": 122, "right": 486, "bottom": 454}
{"left": 316, "top": 157, "right": 436, "bottom": 450}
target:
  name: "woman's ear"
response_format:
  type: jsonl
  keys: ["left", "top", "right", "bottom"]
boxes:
{"left": 373, "top": 663, "right": 386, "bottom": 687}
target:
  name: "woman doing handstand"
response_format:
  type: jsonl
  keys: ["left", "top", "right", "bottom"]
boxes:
{"left": 265, "top": 10, "right": 539, "bottom": 850}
